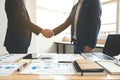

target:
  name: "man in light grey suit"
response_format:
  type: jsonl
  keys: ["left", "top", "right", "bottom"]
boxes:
{"left": 53, "top": 0, "right": 102, "bottom": 53}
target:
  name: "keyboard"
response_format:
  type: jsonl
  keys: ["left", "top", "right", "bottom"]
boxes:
{"left": 82, "top": 53, "right": 101, "bottom": 61}
{"left": 93, "top": 53, "right": 113, "bottom": 60}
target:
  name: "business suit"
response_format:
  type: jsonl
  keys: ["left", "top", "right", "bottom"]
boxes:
{"left": 53, "top": 0, "right": 102, "bottom": 53}
{"left": 4, "top": 0, "right": 43, "bottom": 53}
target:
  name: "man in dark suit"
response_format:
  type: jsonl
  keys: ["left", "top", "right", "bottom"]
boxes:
{"left": 4, "top": 0, "right": 54, "bottom": 53}
{"left": 53, "top": 0, "right": 102, "bottom": 53}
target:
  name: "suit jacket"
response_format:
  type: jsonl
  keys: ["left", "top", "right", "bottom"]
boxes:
{"left": 4, "top": 0, "right": 42, "bottom": 49}
{"left": 53, "top": 0, "right": 102, "bottom": 48}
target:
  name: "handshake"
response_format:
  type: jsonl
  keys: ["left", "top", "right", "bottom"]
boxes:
{"left": 41, "top": 29, "right": 54, "bottom": 38}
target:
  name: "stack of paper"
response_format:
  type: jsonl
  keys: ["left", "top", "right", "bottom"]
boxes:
{"left": 97, "top": 61, "right": 120, "bottom": 74}
{"left": 0, "top": 63, "right": 24, "bottom": 76}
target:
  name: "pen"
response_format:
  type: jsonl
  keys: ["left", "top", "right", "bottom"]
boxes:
{"left": 17, "top": 63, "right": 27, "bottom": 71}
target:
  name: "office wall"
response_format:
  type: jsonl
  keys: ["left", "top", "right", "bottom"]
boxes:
{"left": 0, "top": 0, "right": 38, "bottom": 54}
{"left": 0, "top": 0, "right": 64, "bottom": 54}
{"left": 26, "top": 0, "right": 64, "bottom": 53}
{"left": 25, "top": 0, "right": 38, "bottom": 53}
{"left": 0, "top": 0, "right": 7, "bottom": 53}
{"left": 0, "top": 0, "right": 103, "bottom": 54}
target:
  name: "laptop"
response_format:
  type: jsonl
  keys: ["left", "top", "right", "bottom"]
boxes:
{"left": 82, "top": 34, "right": 120, "bottom": 61}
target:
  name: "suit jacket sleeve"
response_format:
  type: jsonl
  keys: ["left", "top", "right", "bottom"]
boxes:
{"left": 53, "top": 16, "right": 71, "bottom": 35}
{"left": 87, "top": 0, "right": 102, "bottom": 48}
{"left": 7, "top": 0, "right": 43, "bottom": 35}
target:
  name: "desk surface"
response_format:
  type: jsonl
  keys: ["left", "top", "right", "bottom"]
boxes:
{"left": 0, "top": 53, "right": 120, "bottom": 80}
{"left": 1, "top": 72, "right": 120, "bottom": 80}
{"left": 54, "top": 41, "right": 72, "bottom": 45}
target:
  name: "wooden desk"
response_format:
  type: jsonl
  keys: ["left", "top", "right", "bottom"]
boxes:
{"left": 1, "top": 72, "right": 120, "bottom": 80}
{"left": 0, "top": 54, "right": 120, "bottom": 80}
{"left": 54, "top": 41, "right": 104, "bottom": 53}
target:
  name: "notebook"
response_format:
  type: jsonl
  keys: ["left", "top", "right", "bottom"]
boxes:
{"left": 73, "top": 59, "right": 106, "bottom": 76}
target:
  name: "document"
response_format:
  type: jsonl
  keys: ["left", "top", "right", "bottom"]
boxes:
{"left": 97, "top": 61, "right": 120, "bottom": 74}
{"left": 0, "top": 54, "right": 27, "bottom": 62}
{"left": 58, "top": 54, "right": 84, "bottom": 62}
{"left": 20, "top": 63, "right": 75, "bottom": 75}
{"left": 0, "top": 63, "right": 24, "bottom": 76}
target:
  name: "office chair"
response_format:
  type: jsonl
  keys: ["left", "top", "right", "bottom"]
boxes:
{"left": 102, "top": 34, "right": 120, "bottom": 57}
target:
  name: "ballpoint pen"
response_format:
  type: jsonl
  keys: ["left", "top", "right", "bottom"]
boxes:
{"left": 17, "top": 63, "right": 27, "bottom": 71}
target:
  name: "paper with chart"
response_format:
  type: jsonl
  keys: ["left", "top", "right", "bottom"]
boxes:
{"left": 20, "top": 63, "right": 75, "bottom": 75}
{"left": 0, "top": 63, "right": 24, "bottom": 76}
{"left": 58, "top": 54, "right": 84, "bottom": 62}
{"left": 0, "top": 54, "right": 26, "bottom": 62}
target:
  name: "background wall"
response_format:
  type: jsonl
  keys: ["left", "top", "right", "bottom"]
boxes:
{"left": 26, "top": 0, "right": 68, "bottom": 53}
{"left": 0, "top": 0, "right": 102, "bottom": 54}
{"left": 0, "top": 0, "right": 7, "bottom": 53}
{"left": 0, "top": 0, "right": 65, "bottom": 54}
{"left": 25, "top": 0, "right": 38, "bottom": 53}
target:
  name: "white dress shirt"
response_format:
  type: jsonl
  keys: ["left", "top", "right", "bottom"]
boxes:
{"left": 73, "top": 0, "right": 84, "bottom": 40}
